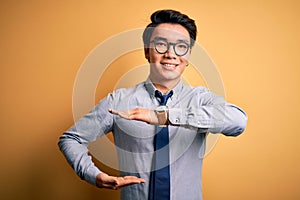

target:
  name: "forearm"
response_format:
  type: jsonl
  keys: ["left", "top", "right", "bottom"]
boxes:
{"left": 58, "top": 95, "right": 114, "bottom": 185}
{"left": 58, "top": 133, "right": 101, "bottom": 185}
{"left": 168, "top": 103, "right": 247, "bottom": 136}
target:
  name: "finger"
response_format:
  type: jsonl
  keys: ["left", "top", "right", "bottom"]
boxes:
{"left": 116, "top": 176, "right": 146, "bottom": 188}
{"left": 118, "top": 111, "right": 132, "bottom": 119}
{"left": 101, "top": 183, "right": 118, "bottom": 190}
{"left": 148, "top": 110, "right": 158, "bottom": 124}
{"left": 108, "top": 109, "right": 118, "bottom": 115}
{"left": 124, "top": 176, "right": 146, "bottom": 183}
{"left": 98, "top": 173, "right": 118, "bottom": 186}
{"left": 109, "top": 109, "right": 133, "bottom": 120}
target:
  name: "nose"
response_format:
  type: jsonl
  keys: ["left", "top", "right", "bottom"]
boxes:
{"left": 164, "top": 44, "right": 176, "bottom": 58}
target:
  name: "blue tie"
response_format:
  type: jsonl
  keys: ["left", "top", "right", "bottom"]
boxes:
{"left": 149, "top": 90, "right": 173, "bottom": 200}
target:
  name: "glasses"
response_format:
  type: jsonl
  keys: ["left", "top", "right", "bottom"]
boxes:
{"left": 150, "top": 39, "right": 190, "bottom": 56}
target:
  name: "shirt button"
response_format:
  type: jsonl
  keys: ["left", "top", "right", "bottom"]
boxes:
{"left": 175, "top": 118, "right": 180, "bottom": 123}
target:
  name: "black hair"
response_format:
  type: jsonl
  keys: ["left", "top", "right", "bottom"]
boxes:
{"left": 142, "top": 9, "right": 197, "bottom": 48}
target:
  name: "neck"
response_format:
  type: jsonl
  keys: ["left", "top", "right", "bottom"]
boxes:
{"left": 150, "top": 77, "right": 180, "bottom": 94}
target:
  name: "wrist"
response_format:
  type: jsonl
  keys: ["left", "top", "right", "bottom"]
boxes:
{"left": 155, "top": 106, "right": 169, "bottom": 127}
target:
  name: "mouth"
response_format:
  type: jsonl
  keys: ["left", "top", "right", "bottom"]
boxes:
{"left": 161, "top": 63, "right": 179, "bottom": 70}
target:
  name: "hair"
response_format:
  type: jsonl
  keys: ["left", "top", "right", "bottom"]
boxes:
{"left": 142, "top": 9, "right": 197, "bottom": 48}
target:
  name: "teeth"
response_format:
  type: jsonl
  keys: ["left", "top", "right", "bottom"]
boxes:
{"left": 163, "top": 64, "right": 176, "bottom": 67}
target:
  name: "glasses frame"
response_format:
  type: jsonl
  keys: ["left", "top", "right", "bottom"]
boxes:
{"left": 150, "top": 39, "right": 190, "bottom": 56}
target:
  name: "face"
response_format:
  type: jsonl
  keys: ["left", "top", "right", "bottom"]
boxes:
{"left": 145, "top": 23, "right": 191, "bottom": 87}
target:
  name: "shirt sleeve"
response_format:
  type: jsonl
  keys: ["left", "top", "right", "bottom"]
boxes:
{"left": 168, "top": 88, "right": 247, "bottom": 136}
{"left": 58, "top": 94, "right": 114, "bottom": 186}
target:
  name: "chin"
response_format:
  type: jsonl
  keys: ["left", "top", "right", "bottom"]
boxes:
{"left": 160, "top": 74, "right": 181, "bottom": 82}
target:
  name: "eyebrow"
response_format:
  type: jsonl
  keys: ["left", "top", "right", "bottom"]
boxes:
{"left": 153, "top": 36, "right": 189, "bottom": 43}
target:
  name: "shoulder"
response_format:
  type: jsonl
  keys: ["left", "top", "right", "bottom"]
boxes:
{"left": 181, "top": 84, "right": 210, "bottom": 94}
{"left": 109, "top": 81, "right": 146, "bottom": 100}
{"left": 181, "top": 84, "right": 223, "bottom": 104}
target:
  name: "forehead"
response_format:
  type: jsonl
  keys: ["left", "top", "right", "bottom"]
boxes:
{"left": 151, "top": 23, "right": 190, "bottom": 42}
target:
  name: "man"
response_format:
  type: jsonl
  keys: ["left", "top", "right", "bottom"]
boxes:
{"left": 58, "top": 9, "right": 247, "bottom": 200}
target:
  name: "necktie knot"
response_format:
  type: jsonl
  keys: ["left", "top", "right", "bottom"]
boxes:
{"left": 155, "top": 90, "right": 173, "bottom": 106}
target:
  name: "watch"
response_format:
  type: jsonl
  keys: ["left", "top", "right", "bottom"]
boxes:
{"left": 155, "top": 106, "right": 169, "bottom": 127}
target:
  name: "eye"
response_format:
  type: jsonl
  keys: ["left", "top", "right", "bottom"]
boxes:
{"left": 177, "top": 43, "right": 188, "bottom": 50}
{"left": 156, "top": 41, "right": 167, "bottom": 47}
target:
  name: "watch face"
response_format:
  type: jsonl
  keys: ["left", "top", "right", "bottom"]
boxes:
{"left": 156, "top": 106, "right": 167, "bottom": 112}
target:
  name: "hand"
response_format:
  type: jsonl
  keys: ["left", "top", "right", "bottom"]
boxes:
{"left": 109, "top": 108, "right": 159, "bottom": 124}
{"left": 96, "top": 173, "right": 146, "bottom": 190}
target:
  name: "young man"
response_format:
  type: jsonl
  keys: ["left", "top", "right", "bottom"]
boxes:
{"left": 58, "top": 9, "right": 247, "bottom": 200}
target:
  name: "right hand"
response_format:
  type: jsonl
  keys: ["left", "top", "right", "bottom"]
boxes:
{"left": 96, "top": 173, "right": 146, "bottom": 190}
{"left": 109, "top": 108, "right": 159, "bottom": 125}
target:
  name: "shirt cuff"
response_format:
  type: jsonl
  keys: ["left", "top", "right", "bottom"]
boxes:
{"left": 168, "top": 108, "right": 213, "bottom": 128}
{"left": 168, "top": 108, "right": 185, "bottom": 125}
{"left": 85, "top": 166, "right": 102, "bottom": 186}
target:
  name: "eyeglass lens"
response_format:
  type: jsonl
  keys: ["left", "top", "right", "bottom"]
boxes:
{"left": 154, "top": 39, "right": 189, "bottom": 56}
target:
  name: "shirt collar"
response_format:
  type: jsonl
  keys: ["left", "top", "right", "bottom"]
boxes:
{"left": 144, "top": 77, "right": 183, "bottom": 100}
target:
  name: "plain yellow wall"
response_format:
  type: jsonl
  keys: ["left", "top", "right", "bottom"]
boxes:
{"left": 1, "top": 0, "right": 300, "bottom": 199}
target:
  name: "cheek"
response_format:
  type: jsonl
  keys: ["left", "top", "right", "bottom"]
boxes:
{"left": 181, "top": 52, "right": 190, "bottom": 63}
{"left": 180, "top": 57, "right": 189, "bottom": 65}
{"left": 149, "top": 51, "right": 162, "bottom": 63}
{"left": 184, "top": 51, "right": 191, "bottom": 60}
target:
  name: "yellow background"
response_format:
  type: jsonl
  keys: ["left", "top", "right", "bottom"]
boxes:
{"left": 1, "top": 0, "right": 300, "bottom": 199}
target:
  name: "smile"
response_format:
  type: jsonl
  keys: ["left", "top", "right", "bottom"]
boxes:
{"left": 161, "top": 63, "right": 179, "bottom": 69}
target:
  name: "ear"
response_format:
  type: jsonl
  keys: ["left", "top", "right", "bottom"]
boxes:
{"left": 144, "top": 46, "right": 150, "bottom": 63}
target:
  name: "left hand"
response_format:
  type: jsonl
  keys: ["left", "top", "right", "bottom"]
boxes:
{"left": 109, "top": 108, "right": 158, "bottom": 124}
{"left": 96, "top": 173, "right": 146, "bottom": 190}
